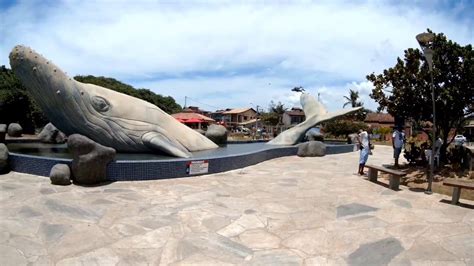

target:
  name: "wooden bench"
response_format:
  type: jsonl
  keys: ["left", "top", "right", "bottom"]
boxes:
{"left": 443, "top": 179, "right": 474, "bottom": 205}
{"left": 364, "top": 164, "right": 407, "bottom": 190}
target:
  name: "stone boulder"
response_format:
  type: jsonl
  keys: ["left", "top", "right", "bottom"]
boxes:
{"left": 68, "top": 134, "right": 116, "bottom": 185}
{"left": 38, "top": 123, "right": 67, "bottom": 143}
{"left": 205, "top": 124, "right": 228, "bottom": 145}
{"left": 297, "top": 141, "right": 326, "bottom": 157}
{"left": 0, "top": 143, "right": 9, "bottom": 174}
{"left": 49, "top": 164, "right": 71, "bottom": 185}
{"left": 0, "top": 124, "right": 6, "bottom": 143}
{"left": 7, "top": 123, "right": 22, "bottom": 137}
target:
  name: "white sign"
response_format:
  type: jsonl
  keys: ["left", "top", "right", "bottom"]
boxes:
{"left": 187, "top": 160, "right": 209, "bottom": 175}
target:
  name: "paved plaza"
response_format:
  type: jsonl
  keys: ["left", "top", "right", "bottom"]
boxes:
{"left": 0, "top": 145, "right": 473, "bottom": 265}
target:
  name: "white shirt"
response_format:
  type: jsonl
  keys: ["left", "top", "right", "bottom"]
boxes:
{"left": 359, "top": 131, "right": 369, "bottom": 149}
{"left": 392, "top": 130, "right": 405, "bottom": 148}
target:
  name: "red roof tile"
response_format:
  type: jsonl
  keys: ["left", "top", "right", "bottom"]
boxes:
{"left": 365, "top": 113, "right": 394, "bottom": 123}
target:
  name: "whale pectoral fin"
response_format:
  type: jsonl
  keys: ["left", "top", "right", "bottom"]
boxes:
{"left": 142, "top": 131, "right": 192, "bottom": 158}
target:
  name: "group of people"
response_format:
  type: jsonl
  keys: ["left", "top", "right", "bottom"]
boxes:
{"left": 357, "top": 126, "right": 405, "bottom": 175}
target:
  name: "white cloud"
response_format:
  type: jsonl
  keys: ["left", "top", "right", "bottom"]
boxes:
{"left": 0, "top": 0, "right": 472, "bottom": 112}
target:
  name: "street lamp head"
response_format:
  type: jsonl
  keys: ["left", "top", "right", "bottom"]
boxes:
{"left": 416, "top": 32, "right": 435, "bottom": 46}
{"left": 416, "top": 32, "right": 435, "bottom": 71}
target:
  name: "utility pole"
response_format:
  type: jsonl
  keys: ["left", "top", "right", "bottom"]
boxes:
{"left": 184, "top": 96, "right": 187, "bottom": 108}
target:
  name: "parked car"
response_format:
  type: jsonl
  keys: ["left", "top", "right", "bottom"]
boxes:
{"left": 454, "top": 134, "right": 467, "bottom": 145}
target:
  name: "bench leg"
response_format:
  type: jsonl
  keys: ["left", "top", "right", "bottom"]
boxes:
{"left": 389, "top": 176, "right": 400, "bottom": 190}
{"left": 368, "top": 169, "right": 378, "bottom": 182}
{"left": 451, "top": 187, "right": 461, "bottom": 205}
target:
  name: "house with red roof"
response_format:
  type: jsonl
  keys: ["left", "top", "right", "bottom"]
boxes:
{"left": 171, "top": 107, "right": 215, "bottom": 130}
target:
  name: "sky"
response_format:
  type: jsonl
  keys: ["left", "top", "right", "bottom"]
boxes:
{"left": 1, "top": 0, "right": 473, "bottom": 113}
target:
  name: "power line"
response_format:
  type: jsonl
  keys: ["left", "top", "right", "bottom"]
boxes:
{"left": 184, "top": 96, "right": 223, "bottom": 110}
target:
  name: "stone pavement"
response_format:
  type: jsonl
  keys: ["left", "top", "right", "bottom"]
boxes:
{"left": 0, "top": 145, "right": 473, "bottom": 265}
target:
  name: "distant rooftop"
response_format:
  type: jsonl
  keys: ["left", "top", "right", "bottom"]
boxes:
{"left": 285, "top": 107, "right": 305, "bottom": 116}
{"left": 223, "top": 108, "right": 255, "bottom": 114}
{"left": 365, "top": 113, "right": 394, "bottom": 123}
{"left": 171, "top": 112, "right": 215, "bottom": 122}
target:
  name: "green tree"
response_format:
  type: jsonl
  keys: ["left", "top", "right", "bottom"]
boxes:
{"left": 323, "top": 120, "right": 368, "bottom": 138}
{"left": 367, "top": 30, "right": 474, "bottom": 159}
{"left": 343, "top": 89, "right": 362, "bottom": 108}
{"left": 74, "top": 75, "right": 182, "bottom": 114}
{"left": 0, "top": 65, "right": 48, "bottom": 133}
{"left": 261, "top": 101, "right": 287, "bottom": 132}
{"left": 342, "top": 89, "right": 371, "bottom": 121}
{"left": 372, "top": 126, "right": 392, "bottom": 141}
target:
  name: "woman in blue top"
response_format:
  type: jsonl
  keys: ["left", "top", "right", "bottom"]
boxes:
{"left": 358, "top": 127, "right": 371, "bottom": 175}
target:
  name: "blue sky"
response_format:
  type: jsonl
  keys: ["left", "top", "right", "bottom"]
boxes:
{"left": 1, "top": 0, "right": 472, "bottom": 112}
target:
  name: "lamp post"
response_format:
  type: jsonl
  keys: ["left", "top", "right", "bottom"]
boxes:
{"left": 416, "top": 32, "right": 436, "bottom": 195}
{"left": 250, "top": 103, "right": 260, "bottom": 140}
{"left": 256, "top": 105, "right": 260, "bottom": 139}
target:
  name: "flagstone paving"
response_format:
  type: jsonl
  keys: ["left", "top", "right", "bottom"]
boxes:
{"left": 0, "top": 145, "right": 473, "bottom": 265}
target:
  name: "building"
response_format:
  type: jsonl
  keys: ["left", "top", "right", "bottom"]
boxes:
{"left": 282, "top": 107, "right": 305, "bottom": 129}
{"left": 171, "top": 108, "right": 215, "bottom": 130}
{"left": 209, "top": 109, "right": 231, "bottom": 124}
{"left": 364, "top": 113, "right": 395, "bottom": 128}
{"left": 464, "top": 115, "right": 474, "bottom": 141}
{"left": 222, "top": 108, "right": 257, "bottom": 129}
{"left": 185, "top": 106, "right": 211, "bottom": 117}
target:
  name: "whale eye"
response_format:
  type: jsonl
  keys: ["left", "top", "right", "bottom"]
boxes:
{"left": 91, "top": 96, "right": 110, "bottom": 112}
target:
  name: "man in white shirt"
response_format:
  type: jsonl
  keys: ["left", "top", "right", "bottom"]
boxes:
{"left": 392, "top": 126, "right": 405, "bottom": 168}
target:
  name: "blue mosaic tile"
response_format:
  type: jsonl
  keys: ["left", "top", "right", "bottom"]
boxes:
{"left": 9, "top": 144, "right": 354, "bottom": 181}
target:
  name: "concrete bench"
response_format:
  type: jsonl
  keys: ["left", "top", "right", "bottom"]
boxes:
{"left": 364, "top": 164, "right": 407, "bottom": 190}
{"left": 443, "top": 179, "right": 474, "bottom": 205}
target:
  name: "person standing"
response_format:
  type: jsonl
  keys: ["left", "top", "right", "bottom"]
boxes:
{"left": 358, "top": 128, "right": 370, "bottom": 175}
{"left": 392, "top": 126, "right": 405, "bottom": 168}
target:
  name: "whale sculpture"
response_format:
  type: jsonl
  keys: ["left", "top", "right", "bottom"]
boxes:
{"left": 9, "top": 45, "right": 218, "bottom": 158}
{"left": 268, "top": 92, "right": 362, "bottom": 145}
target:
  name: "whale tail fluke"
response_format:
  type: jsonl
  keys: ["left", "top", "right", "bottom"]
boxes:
{"left": 267, "top": 92, "right": 363, "bottom": 145}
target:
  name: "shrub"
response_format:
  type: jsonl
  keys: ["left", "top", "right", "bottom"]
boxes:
{"left": 447, "top": 145, "right": 470, "bottom": 170}
{"left": 322, "top": 120, "right": 368, "bottom": 138}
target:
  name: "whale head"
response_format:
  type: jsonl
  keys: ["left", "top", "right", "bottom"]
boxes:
{"left": 9, "top": 45, "right": 218, "bottom": 157}
{"left": 9, "top": 45, "right": 158, "bottom": 151}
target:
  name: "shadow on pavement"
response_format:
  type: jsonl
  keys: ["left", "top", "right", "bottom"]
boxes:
{"left": 439, "top": 199, "right": 474, "bottom": 210}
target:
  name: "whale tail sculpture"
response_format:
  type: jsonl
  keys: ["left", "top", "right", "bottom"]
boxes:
{"left": 9, "top": 45, "right": 218, "bottom": 158}
{"left": 267, "top": 93, "right": 362, "bottom": 145}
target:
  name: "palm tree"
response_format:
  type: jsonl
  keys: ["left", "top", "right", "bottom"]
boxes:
{"left": 343, "top": 89, "right": 363, "bottom": 108}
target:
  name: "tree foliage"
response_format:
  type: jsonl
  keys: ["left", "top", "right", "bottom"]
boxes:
{"left": 260, "top": 101, "right": 287, "bottom": 126}
{"left": 322, "top": 120, "right": 368, "bottom": 137}
{"left": 343, "top": 89, "right": 362, "bottom": 108}
{"left": 74, "top": 75, "right": 182, "bottom": 114}
{"left": 372, "top": 126, "right": 392, "bottom": 140}
{"left": 342, "top": 89, "right": 371, "bottom": 121}
{"left": 0, "top": 65, "right": 48, "bottom": 133}
{"left": 367, "top": 29, "right": 474, "bottom": 152}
